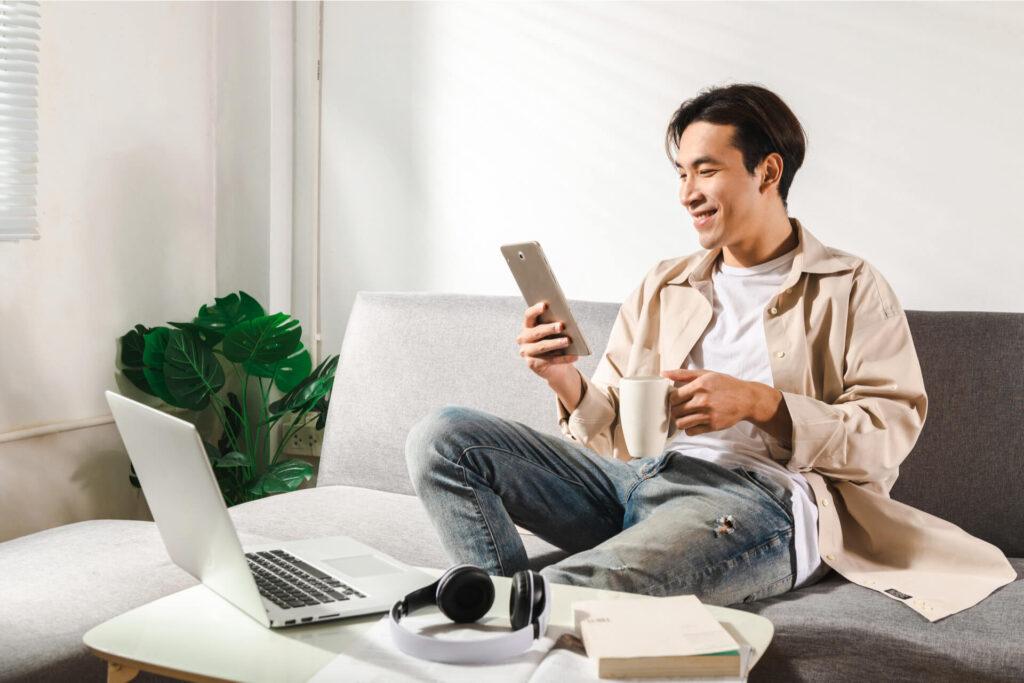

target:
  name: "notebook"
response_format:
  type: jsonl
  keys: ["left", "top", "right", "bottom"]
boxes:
{"left": 106, "top": 391, "right": 432, "bottom": 628}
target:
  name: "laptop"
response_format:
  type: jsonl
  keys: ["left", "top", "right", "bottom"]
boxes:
{"left": 106, "top": 391, "right": 433, "bottom": 628}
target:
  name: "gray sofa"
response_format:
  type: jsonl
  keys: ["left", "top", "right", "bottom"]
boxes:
{"left": 2, "top": 292, "right": 1021, "bottom": 682}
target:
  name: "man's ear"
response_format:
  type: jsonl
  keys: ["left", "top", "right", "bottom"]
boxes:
{"left": 759, "top": 153, "right": 784, "bottom": 195}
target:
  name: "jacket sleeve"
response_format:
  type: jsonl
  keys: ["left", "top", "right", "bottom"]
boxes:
{"left": 555, "top": 280, "right": 647, "bottom": 460}
{"left": 779, "top": 263, "right": 928, "bottom": 491}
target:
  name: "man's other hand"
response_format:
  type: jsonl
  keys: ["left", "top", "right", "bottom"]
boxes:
{"left": 661, "top": 368, "right": 785, "bottom": 438}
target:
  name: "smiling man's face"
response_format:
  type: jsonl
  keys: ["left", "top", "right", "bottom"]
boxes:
{"left": 674, "top": 121, "right": 774, "bottom": 259}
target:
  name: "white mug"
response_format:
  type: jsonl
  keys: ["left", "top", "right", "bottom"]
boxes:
{"left": 619, "top": 376, "right": 674, "bottom": 459}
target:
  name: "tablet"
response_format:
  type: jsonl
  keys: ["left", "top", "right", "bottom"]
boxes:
{"left": 501, "top": 241, "right": 592, "bottom": 357}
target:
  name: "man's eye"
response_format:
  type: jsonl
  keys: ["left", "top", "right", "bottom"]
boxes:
{"left": 700, "top": 169, "right": 717, "bottom": 176}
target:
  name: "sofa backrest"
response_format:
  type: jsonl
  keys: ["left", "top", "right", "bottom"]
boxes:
{"left": 319, "top": 292, "right": 1023, "bottom": 557}
{"left": 318, "top": 293, "right": 615, "bottom": 496}
{"left": 891, "top": 311, "right": 1023, "bottom": 557}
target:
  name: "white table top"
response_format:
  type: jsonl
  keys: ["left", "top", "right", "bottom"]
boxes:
{"left": 84, "top": 574, "right": 773, "bottom": 683}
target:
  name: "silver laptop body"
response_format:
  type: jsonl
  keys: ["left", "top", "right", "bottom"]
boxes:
{"left": 106, "top": 391, "right": 432, "bottom": 628}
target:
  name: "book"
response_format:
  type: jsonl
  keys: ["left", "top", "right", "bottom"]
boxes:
{"left": 573, "top": 595, "right": 748, "bottom": 679}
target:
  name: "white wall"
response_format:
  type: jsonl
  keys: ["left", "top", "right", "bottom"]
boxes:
{"left": 1, "top": 2, "right": 217, "bottom": 434}
{"left": 319, "top": 1, "right": 1024, "bottom": 354}
{"left": 291, "top": 2, "right": 323, "bottom": 361}
{"left": 0, "top": 2, "right": 300, "bottom": 542}
{"left": 0, "top": 3, "right": 221, "bottom": 541}
{"left": 320, "top": 2, "right": 429, "bottom": 355}
{"left": 215, "top": 1, "right": 295, "bottom": 317}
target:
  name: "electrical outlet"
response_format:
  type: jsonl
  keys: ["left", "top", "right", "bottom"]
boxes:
{"left": 282, "top": 426, "right": 323, "bottom": 457}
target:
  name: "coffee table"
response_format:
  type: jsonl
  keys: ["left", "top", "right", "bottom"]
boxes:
{"left": 84, "top": 573, "right": 773, "bottom": 682}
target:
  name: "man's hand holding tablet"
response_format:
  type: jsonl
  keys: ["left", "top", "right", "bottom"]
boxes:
{"left": 503, "top": 242, "right": 590, "bottom": 412}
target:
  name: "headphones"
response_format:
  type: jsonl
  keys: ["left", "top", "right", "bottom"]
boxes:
{"left": 388, "top": 564, "right": 551, "bottom": 664}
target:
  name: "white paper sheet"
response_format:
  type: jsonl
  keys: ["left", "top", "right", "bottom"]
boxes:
{"left": 307, "top": 612, "right": 571, "bottom": 683}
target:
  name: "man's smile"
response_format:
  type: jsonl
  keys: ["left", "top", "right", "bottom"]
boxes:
{"left": 691, "top": 207, "right": 718, "bottom": 229}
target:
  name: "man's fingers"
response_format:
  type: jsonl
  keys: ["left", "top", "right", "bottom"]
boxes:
{"left": 669, "top": 382, "right": 700, "bottom": 405}
{"left": 520, "top": 336, "right": 571, "bottom": 358}
{"left": 523, "top": 301, "right": 548, "bottom": 328}
{"left": 675, "top": 413, "right": 709, "bottom": 432}
{"left": 517, "top": 322, "right": 565, "bottom": 346}
{"left": 528, "top": 321, "right": 564, "bottom": 342}
{"left": 671, "top": 399, "right": 707, "bottom": 420}
{"left": 662, "top": 368, "right": 705, "bottom": 382}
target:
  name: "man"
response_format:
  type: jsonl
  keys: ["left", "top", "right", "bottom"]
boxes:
{"left": 406, "top": 84, "right": 1014, "bottom": 619}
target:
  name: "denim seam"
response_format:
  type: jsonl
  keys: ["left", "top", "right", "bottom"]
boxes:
{"left": 456, "top": 444, "right": 623, "bottom": 522}
{"left": 623, "top": 458, "right": 664, "bottom": 502}
{"left": 457, "top": 466, "right": 507, "bottom": 576}
{"left": 623, "top": 475, "right": 648, "bottom": 502}
{"left": 735, "top": 470, "right": 795, "bottom": 524}
{"left": 760, "top": 573, "right": 795, "bottom": 597}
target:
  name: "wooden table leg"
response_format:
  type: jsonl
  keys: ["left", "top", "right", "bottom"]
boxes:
{"left": 107, "top": 661, "right": 140, "bottom": 683}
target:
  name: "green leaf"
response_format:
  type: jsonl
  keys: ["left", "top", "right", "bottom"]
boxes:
{"left": 314, "top": 397, "right": 330, "bottom": 430}
{"left": 194, "top": 291, "right": 265, "bottom": 333}
{"left": 245, "top": 346, "right": 312, "bottom": 393}
{"left": 119, "top": 324, "right": 151, "bottom": 368}
{"left": 246, "top": 459, "right": 313, "bottom": 496}
{"left": 141, "top": 327, "right": 179, "bottom": 406}
{"left": 121, "top": 368, "right": 154, "bottom": 396}
{"left": 205, "top": 440, "right": 246, "bottom": 507}
{"left": 169, "top": 321, "right": 224, "bottom": 348}
{"left": 164, "top": 328, "right": 226, "bottom": 410}
{"left": 267, "top": 355, "right": 338, "bottom": 420}
{"left": 267, "top": 372, "right": 330, "bottom": 418}
{"left": 212, "top": 451, "right": 249, "bottom": 469}
{"left": 118, "top": 325, "right": 159, "bottom": 396}
{"left": 203, "top": 441, "right": 247, "bottom": 469}
{"left": 221, "top": 313, "right": 302, "bottom": 365}
{"left": 217, "top": 393, "right": 244, "bottom": 455}
{"left": 142, "top": 327, "right": 170, "bottom": 369}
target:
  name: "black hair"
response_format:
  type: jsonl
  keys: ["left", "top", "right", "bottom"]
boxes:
{"left": 665, "top": 84, "right": 806, "bottom": 205}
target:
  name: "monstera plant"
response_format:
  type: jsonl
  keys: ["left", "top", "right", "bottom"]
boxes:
{"left": 117, "top": 291, "right": 337, "bottom": 506}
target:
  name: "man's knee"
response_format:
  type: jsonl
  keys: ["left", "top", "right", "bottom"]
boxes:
{"left": 404, "top": 405, "right": 483, "bottom": 483}
{"left": 539, "top": 552, "right": 644, "bottom": 594}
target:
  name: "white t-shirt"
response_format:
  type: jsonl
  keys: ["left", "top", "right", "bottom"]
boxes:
{"left": 664, "top": 248, "right": 827, "bottom": 588}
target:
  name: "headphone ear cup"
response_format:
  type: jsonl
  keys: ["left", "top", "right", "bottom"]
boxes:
{"left": 509, "top": 570, "right": 542, "bottom": 631}
{"left": 437, "top": 565, "right": 495, "bottom": 624}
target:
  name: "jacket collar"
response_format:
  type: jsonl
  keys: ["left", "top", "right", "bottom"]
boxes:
{"left": 666, "top": 218, "right": 851, "bottom": 289}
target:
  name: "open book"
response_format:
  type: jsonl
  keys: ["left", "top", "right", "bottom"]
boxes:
{"left": 573, "top": 595, "right": 751, "bottom": 679}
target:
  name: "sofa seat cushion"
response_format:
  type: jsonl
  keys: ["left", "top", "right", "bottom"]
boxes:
{"left": 228, "top": 484, "right": 568, "bottom": 571}
{"left": 0, "top": 519, "right": 271, "bottom": 682}
{"left": 736, "top": 558, "right": 1024, "bottom": 682}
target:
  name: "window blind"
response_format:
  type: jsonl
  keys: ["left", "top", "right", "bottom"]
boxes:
{"left": 0, "top": 0, "right": 39, "bottom": 241}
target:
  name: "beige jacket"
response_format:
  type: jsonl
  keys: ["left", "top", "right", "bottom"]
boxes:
{"left": 557, "top": 219, "right": 1016, "bottom": 621}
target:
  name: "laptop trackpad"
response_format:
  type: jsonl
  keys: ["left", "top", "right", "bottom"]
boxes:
{"left": 324, "top": 554, "right": 402, "bottom": 578}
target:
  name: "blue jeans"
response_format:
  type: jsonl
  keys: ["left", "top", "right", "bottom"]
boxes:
{"left": 405, "top": 406, "right": 796, "bottom": 606}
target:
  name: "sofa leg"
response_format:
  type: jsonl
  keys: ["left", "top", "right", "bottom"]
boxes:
{"left": 107, "top": 662, "right": 139, "bottom": 683}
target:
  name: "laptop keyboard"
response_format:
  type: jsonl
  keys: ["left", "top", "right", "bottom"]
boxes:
{"left": 245, "top": 549, "right": 365, "bottom": 610}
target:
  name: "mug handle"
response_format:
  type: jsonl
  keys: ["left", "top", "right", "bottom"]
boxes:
{"left": 664, "top": 377, "right": 678, "bottom": 439}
